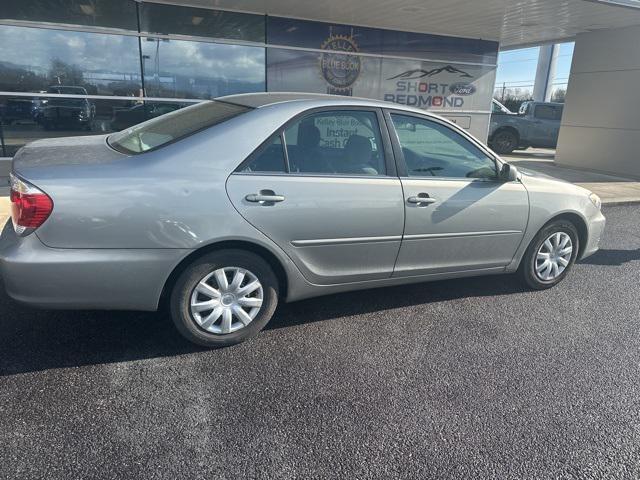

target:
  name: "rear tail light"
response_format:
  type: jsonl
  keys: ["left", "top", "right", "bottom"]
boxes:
{"left": 9, "top": 173, "right": 53, "bottom": 236}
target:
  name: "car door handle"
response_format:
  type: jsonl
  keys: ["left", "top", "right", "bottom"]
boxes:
{"left": 407, "top": 195, "right": 437, "bottom": 205}
{"left": 245, "top": 193, "right": 285, "bottom": 203}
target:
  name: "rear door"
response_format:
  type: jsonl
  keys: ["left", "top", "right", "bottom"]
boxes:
{"left": 530, "top": 104, "right": 562, "bottom": 147}
{"left": 226, "top": 108, "right": 405, "bottom": 285}
{"left": 386, "top": 110, "right": 529, "bottom": 277}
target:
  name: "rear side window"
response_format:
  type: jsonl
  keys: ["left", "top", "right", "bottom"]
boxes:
{"left": 284, "top": 110, "right": 386, "bottom": 176}
{"left": 241, "top": 135, "right": 287, "bottom": 173}
{"left": 534, "top": 105, "right": 561, "bottom": 120}
{"left": 108, "top": 100, "right": 250, "bottom": 154}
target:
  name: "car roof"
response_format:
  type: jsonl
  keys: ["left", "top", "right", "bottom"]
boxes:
{"left": 217, "top": 92, "right": 446, "bottom": 119}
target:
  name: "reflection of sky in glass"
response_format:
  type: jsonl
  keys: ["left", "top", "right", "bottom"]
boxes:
{"left": 495, "top": 43, "right": 574, "bottom": 88}
{"left": 0, "top": 25, "right": 141, "bottom": 94}
{"left": 141, "top": 38, "right": 265, "bottom": 99}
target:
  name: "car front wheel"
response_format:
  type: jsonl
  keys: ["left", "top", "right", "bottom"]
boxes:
{"left": 170, "top": 249, "right": 279, "bottom": 347}
{"left": 519, "top": 220, "right": 579, "bottom": 290}
{"left": 491, "top": 130, "right": 518, "bottom": 154}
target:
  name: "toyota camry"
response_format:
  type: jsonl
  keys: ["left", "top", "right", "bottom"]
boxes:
{"left": 0, "top": 93, "right": 606, "bottom": 347}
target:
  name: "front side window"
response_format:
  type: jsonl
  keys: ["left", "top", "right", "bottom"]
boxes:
{"left": 519, "top": 103, "right": 531, "bottom": 115}
{"left": 108, "top": 100, "right": 250, "bottom": 154}
{"left": 284, "top": 110, "right": 385, "bottom": 176}
{"left": 390, "top": 114, "right": 497, "bottom": 179}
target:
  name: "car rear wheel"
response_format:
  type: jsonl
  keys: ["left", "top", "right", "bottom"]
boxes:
{"left": 170, "top": 250, "right": 279, "bottom": 347}
{"left": 491, "top": 130, "right": 518, "bottom": 154}
{"left": 519, "top": 220, "right": 579, "bottom": 290}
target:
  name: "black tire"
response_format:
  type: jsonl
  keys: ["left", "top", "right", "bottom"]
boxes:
{"left": 170, "top": 249, "right": 279, "bottom": 347}
{"left": 491, "top": 129, "right": 518, "bottom": 154}
{"left": 519, "top": 220, "right": 579, "bottom": 290}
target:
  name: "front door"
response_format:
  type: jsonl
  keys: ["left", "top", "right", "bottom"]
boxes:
{"left": 226, "top": 108, "right": 405, "bottom": 285}
{"left": 386, "top": 111, "right": 529, "bottom": 277}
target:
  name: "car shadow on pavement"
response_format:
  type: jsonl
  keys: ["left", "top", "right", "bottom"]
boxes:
{"left": 578, "top": 248, "right": 640, "bottom": 266}
{"left": 0, "top": 274, "right": 529, "bottom": 376}
{"left": 266, "top": 274, "right": 527, "bottom": 331}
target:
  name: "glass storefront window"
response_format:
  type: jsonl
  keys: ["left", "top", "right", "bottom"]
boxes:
{"left": 141, "top": 38, "right": 265, "bottom": 99}
{"left": 267, "top": 16, "right": 498, "bottom": 65}
{"left": 267, "top": 48, "right": 382, "bottom": 97}
{"left": 0, "top": 25, "right": 142, "bottom": 96}
{"left": 140, "top": 3, "right": 265, "bottom": 43}
{"left": 0, "top": 0, "right": 138, "bottom": 31}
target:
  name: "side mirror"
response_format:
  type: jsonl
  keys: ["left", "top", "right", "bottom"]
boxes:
{"left": 500, "top": 163, "right": 519, "bottom": 182}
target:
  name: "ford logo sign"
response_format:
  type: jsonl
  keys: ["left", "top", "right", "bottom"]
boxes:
{"left": 449, "top": 83, "right": 476, "bottom": 96}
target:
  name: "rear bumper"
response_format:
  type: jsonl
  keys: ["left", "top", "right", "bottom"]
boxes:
{"left": 0, "top": 222, "right": 187, "bottom": 311}
{"left": 581, "top": 210, "right": 606, "bottom": 260}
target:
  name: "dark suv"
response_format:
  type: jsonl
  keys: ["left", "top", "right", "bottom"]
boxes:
{"left": 38, "top": 86, "right": 95, "bottom": 131}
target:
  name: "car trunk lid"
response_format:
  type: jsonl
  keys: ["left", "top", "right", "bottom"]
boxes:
{"left": 12, "top": 134, "right": 126, "bottom": 177}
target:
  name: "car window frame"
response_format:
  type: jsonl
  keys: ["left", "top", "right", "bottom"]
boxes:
{"left": 382, "top": 108, "right": 502, "bottom": 182}
{"left": 234, "top": 106, "right": 397, "bottom": 178}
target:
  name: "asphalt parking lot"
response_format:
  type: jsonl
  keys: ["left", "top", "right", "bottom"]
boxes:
{"left": 1, "top": 205, "right": 639, "bottom": 479}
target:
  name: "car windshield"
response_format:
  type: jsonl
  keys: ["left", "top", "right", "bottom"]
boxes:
{"left": 108, "top": 100, "right": 251, "bottom": 154}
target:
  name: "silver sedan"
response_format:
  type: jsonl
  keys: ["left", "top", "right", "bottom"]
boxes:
{"left": 0, "top": 93, "right": 606, "bottom": 347}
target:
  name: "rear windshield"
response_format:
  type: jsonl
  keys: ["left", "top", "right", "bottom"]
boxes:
{"left": 108, "top": 100, "right": 251, "bottom": 154}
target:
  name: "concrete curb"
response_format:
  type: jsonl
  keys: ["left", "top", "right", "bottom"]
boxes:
{"left": 602, "top": 199, "right": 640, "bottom": 206}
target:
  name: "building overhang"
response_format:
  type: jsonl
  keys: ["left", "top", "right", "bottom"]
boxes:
{"left": 146, "top": 0, "right": 640, "bottom": 48}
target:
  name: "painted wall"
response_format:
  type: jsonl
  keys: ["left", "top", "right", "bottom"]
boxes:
{"left": 556, "top": 25, "right": 640, "bottom": 178}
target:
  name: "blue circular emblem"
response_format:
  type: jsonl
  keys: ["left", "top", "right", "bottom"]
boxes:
{"left": 320, "top": 35, "right": 362, "bottom": 91}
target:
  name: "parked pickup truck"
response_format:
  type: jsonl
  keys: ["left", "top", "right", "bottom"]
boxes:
{"left": 488, "top": 100, "right": 564, "bottom": 154}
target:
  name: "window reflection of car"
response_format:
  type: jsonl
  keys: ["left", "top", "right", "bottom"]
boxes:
{"left": 0, "top": 98, "right": 37, "bottom": 125}
{"left": 38, "top": 86, "right": 95, "bottom": 131}
{"left": 110, "top": 103, "right": 182, "bottom": 131}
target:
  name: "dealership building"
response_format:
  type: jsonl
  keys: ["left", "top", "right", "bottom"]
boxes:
{"left": 1, "top": 0, "right": 640, "bottom": 178}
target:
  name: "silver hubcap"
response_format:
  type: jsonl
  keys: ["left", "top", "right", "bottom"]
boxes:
{"left": 535, "top": 232, "right": 573, "bottom": 281}
{"left": 190, "top": 267, "right": 263, "bottom": 334}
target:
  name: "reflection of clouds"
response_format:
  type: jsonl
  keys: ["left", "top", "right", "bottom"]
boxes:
{"left": 65, "top": 36, "right": 85, "bottom": 49}
{"left": 142, "top": 38, "right": 265, "bottom": 84}
{"left": 0, "top": 25, "right": 139, "bottom": 74}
